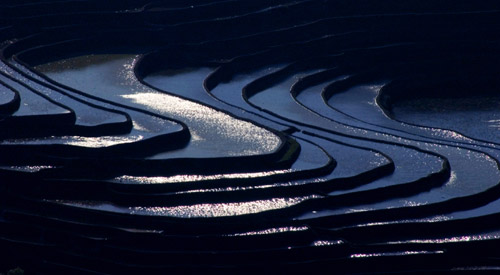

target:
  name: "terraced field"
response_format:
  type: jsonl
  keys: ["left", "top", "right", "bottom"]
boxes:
{"left": 1, "top": 0, "right": 500, "bottom": 273}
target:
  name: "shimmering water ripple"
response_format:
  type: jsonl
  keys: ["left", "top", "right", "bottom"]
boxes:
{"left": 1, "top": 0, "right": 500, "bottom": 273}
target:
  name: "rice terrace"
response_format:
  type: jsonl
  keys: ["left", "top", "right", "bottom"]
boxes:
{"left": 0, "top": 0, "right": 500, "bottom": 273}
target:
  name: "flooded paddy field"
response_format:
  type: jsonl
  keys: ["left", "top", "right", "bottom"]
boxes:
{"left": 1, "top": 0, "right": 500, "bottom": 273}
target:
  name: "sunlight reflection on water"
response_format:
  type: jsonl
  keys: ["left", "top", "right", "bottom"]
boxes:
{"left": 121, "top": 92, "right": 280, "bottom": 155}
{"left": 350, "top": 250, "right": 444, "bottom": 258}
{"left": 228, "top": 226, "right": 308, "bottom": 236}
{"left": 36, "top": 54, "right": 282, "bottom": 157}
{"left": 56, "top": 196, "right": 313, "bottom": 218}
{"left": 1, "top": 134, "right": 144, "bottom": 147}
{"left": 115, "top": 169, "right": 290, "bottom": 184}
{"left": 388, "top": 233, "right": 500, "bottom": 244}
{"left": 129, "top": 197, "right": 311, "bottom": 217}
